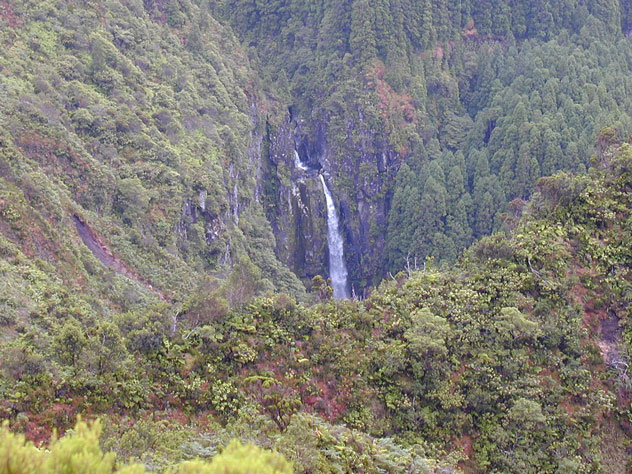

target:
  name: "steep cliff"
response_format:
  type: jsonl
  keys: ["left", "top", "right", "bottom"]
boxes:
{"left": 262, "top": 111, "right": 393, "bottom": 294}
{"left": 2, "top": 0, "right": 632, "bottom": 303}
{"left": 223, "top": 0, "right": 632, "bottom": 294}
{"left": 0, "top": 0, "right": 305, "bottom": 331}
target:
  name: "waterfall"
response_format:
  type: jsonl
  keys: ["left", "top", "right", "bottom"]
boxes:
{"left": 319, "top": 175, "right": 349, "bottom": 299}
{"left": 294, "top": 150, "right": 309, "bottom": 171}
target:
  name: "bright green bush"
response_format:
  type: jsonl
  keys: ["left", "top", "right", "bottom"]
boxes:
{"left": 167, "top": 440, "right": 293, "bottom": 474}
{"left": 0, "top": 420, "right": 292, "bottom": 474}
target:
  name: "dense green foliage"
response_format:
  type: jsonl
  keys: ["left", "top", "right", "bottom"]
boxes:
{"left": 2, "top": 1, "right": 632, "bottom": 472}
{"left": 0, "top": 0, "right": 305, "bottom": 322}
{"left": 1, "top": 0, "right": 631, "bottom": 287}
{"left": 0, "top": 419, "right": 293, "bottom": 473}
{"left": 221, "top": 0, "right": 632, "bottom": 287}
{"left": 3, "top": 137, "right": 632, "bottom": 472}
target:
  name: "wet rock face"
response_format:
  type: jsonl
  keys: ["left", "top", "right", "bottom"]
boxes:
{"left": 262, "top": 110, "right": 400, "bottom": 295}
{"left": 262, "top": 117, "right": 329, "bottom": 284}
{"left": 336, "top": 143, "right": 396, "bottom": 296}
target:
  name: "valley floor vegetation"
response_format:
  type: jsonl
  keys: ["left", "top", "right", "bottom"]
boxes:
{"left": 1, "top": 0, "right": 632, "bottom": 472}
{"left": 2, "top": 135, "right": 631, "bottom": 472}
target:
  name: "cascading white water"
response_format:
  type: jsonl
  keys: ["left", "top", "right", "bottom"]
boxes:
{"left": 319, "top": 175, "right": 349, "bottom": 299}
{"left": 294, "top": 150, "right": 309, "bottom": 171}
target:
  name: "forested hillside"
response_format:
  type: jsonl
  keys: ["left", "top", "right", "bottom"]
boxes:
{"left": 1, "top": 0, "right": 632, "bottom": 473}
{"left": 3, "top": 133, "right": 632, "bottom": 472}
{"left": 1, "top": 0, "right": 631, "bottom": 296}
{"left": 0, "top": 0, "right": 306, "bottom": 325}
{"left": 220, "top": 0, "right": 632, "bottom": 290}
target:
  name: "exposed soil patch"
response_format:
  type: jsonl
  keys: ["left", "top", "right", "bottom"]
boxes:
{"left": 599, "top": 310, "right": 622, "bottom": 367}
{"left": 74, "top": 215, "right": 117, "bottom": 269}
{"left": 601, "top": 418, "right": 629, "bottom": 474}
{"left": 601, "top": 311, "right": 620, "bottom": 343}
{"left": 73, "top": 215, "right": 164, "bottom": 298}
